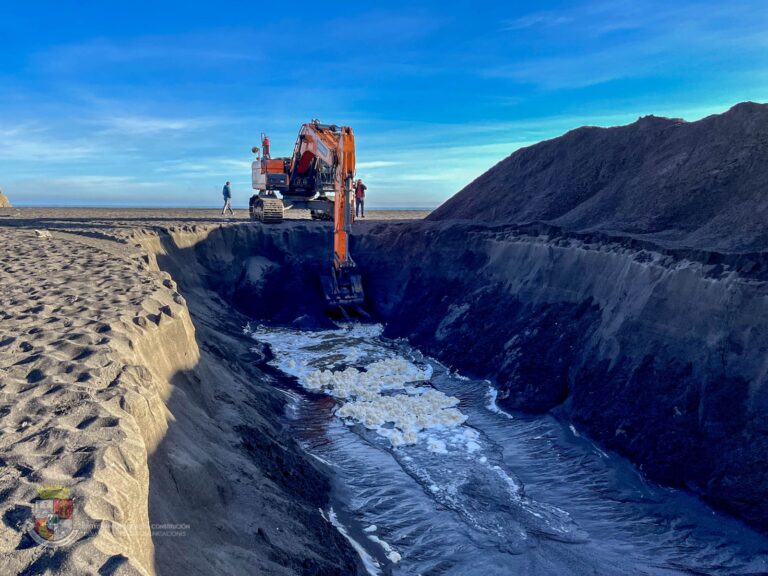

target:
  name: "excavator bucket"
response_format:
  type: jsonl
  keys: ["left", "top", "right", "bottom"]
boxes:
{"left": 321, "top": 265, "right": 366, "bottom": 313}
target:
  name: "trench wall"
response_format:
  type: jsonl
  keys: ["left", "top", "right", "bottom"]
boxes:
{"left": 353, "top": 221, "right": 768, "bottom": 531}
{"left": 139, "top": 220, "right": 768, "bottom": 533}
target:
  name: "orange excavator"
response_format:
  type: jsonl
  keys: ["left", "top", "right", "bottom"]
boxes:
{"left": 249, "top": 120, "right": 365, "bottom": 312}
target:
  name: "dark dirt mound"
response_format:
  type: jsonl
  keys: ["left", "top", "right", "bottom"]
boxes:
{"left": 429, "top": 102, "right": 768, "bottom": 252}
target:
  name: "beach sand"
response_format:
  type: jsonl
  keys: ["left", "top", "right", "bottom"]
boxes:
{"left": 0, "top": 208, "right": 426, "bottom": 574}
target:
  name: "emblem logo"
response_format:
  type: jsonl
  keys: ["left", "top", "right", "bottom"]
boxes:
{"left": 26, "top": 486, "right": 77, "bottom": 547}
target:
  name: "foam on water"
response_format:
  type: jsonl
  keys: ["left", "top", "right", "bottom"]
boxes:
{"left": 247, "top": 324, "right": 465, "bottom": 448}
{"left": 486, "top": 386, "right": 514, "bottom": 419}
{"left": 247, "top": 322, "right": 587, "bottom": 557}
{"left": 326, "top": 507, "right": 381, "bottom": 576}
{"left": 253, "top": 323, "right": 768, "bottom": 574}
{"left": 367, "top": 533, "right": 402, "bottom": 563}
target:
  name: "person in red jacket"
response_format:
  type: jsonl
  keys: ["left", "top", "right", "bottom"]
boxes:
{"left": 262, "top": 134, "right": 271, "bottom": 159}
{"left": 355, "top": 179, "right": 367, "bottom": 218}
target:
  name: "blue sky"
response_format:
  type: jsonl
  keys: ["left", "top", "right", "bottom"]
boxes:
{"left": 1, "top": 1, "right": 767, "bottom": 209}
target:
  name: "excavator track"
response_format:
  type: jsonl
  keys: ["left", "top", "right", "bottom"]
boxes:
{"left": 250, "top": 196, "right": 284, "bottom": 223}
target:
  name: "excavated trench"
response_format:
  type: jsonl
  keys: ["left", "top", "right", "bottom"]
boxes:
{"left": 150, "top": 220, "right": 768, "bottom": 574}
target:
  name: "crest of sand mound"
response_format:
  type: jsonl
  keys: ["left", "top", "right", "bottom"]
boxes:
{"left": 428, "top": 102, "right": 768, "bottom": 252}
{"left": 0, "top": 190, "right": 10, "bottom": 208}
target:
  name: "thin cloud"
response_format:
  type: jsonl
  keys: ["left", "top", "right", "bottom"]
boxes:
{"left": 97, "top": 115, "right": 216, "bottom": 135}
{"left": 36, "top": 32, "right": 264, "bottom": 74}
{"left": 154, "top": 158, "right": 252, "bottom": 174}
{"left": 0, "top": 124, "right": 99, "bottom": 161}
{"left": 357, "top": 161, "right": 400, "bottom": 169}
{"left": 326, "top": 11, "right": 442, "bottom": 44}
{"left": 502, "top": 12, "right": 573, "bottom": 31}
{"left": 154, "top": 161, "right": 213, "bottom": 174}
{"left": 38, "top": 175, "right": 159, "bottom": 189}
{"left": 482, "top": 51, "right": 644, "bottom": 89}
{"left": 488, "top": 0, "right": 768, "bottom": 89}
{"left": 218, "top": 159, "right": 253, "bottom": 170}
{"left": 6, "top": 175, "right": 162, "bottom": 204}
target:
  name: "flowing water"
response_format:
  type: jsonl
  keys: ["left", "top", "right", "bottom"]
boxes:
{"left": 246, "top": 323, "right": 768, "bottom": 576}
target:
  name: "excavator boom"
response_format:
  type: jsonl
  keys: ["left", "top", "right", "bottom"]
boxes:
{"left": 332, "top": 126, "right": 355, "bottom": 268}
{"left": 319, "top": 124, "right": 365, "bottom": 311}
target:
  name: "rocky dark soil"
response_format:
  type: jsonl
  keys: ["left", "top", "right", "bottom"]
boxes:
{"left": 430, "top": 102, "right": 768, "bottom": 253}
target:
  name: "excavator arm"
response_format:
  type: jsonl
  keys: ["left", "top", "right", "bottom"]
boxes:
{"left": 332, "top": 126, "right": 356, "bottom": 269}
{"left": 301, "top": 122, "right": 365, "bottom": 312}
{"left": 285, "top": 121, "right": 357, "bottom": 270}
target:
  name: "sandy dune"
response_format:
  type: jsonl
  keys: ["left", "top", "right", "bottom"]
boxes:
{"left": 0, "top": 208, "right": 423, "bottom": 575}
{"left": 0, "top": 226, "right": 197, "bottom": 574}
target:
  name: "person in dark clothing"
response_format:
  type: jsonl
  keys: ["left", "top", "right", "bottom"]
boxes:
{"left": 222, "top": 181, "right": 234, "bottom": 216}
{"left": 355, "top": 179, "right": 367, "bottom": 218}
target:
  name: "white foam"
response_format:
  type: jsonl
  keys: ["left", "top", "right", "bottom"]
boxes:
{"left": 337, "top": 389, "right": 467, "bottom": 446}
{"left": 427, "top": 437, "right": 448, "bottom": 454}
{"left": 251, "top": 324, "right": 586, "bottom": 552}
{"left": 305, "top": 357, "right": 432, "bottom": 399}
{"left": 367, "top": 533, "right": 402, "bottom": 563}
{"left": 328, "top": 508, "right": 381, "bottom": 576}
{"left": 486, "top": 386, "right": 514, "bottom": 419}
{"left": 593, "top": 446, "right": 609, "bottom": 459}
{"left": 249, "top": 324, "right": 468, "bottom": 449}
{"left": 307, "top": 452, "right": 336, "bottom": 468}
{"left": 492, "top": 465, "right": 524, "bottom": 494}
{"left": 465, "top": 441, "right": 481, "bottom": 453}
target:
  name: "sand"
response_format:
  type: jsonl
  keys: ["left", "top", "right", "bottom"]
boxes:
{"left": 0, "top": 207, "right": 427, "bottom": 575}
{"left": 0, "top": 206, "right": 430, "bottom": 227}
{"left": 0, "top": 225, "right": 194, "bottom": 574}
{"left": 430, "top": 101, "right": 768, "bottom": 253}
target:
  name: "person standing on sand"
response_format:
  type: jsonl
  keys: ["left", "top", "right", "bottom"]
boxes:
{"left": 355, "top": 179, "right": 367, "bottom": 219}
{"left": 222, "top": 181, "right": 234, "bottom": 216}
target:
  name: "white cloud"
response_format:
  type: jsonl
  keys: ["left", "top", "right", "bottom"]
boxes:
{"left": 357, "top": 160, "right": 400, "bottom": 169}
{"left": 488, "top": 1, "right": 768, "bottom": 89}
{"left": 502, "top": 12, "right": 573, "bottom": 31}
{"left": 0, "top": 123, "right": 99, "bottom": 161}
{"left": 154, "top": 161, "right": 212, "bottom": 173}
{"left": 5, "top": 174, "right": 256, "bottom": 208}
{"left": 218, "top": 159, "right": 253, "bottom": 170}
{"left": 5, "top": 175, "right": 161, "bottom": 204}
{"left": 153, "top": 158, "right": 253, "bottom": 175}
{"left": 36, "top": 34, "right": 264, "bottom": 75}
{"left": 394, "top": 172, "right": 468, "bottom": 183}
{"left": 96, "top": 115, "right": 221, "bottom": 136}
{"left": 33, "top": 175, "right": 159, "bottom": 189}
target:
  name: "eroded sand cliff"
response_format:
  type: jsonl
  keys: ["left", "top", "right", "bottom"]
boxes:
{"left": 0, "top": 213, "right": 360, "bottom": 575}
